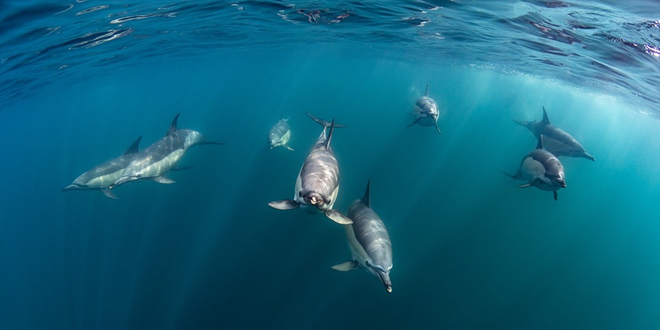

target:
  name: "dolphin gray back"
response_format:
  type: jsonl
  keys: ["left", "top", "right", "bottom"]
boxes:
{"left": 347, "top": 182, "right": 393, "bottom": 271}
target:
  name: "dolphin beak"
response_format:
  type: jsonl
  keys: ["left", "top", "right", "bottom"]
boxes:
{"left": 377, "top": 271, "right": 392, "bottom": 294}
{"left": 110, "top": 176, "right": 131, "bottom": 189}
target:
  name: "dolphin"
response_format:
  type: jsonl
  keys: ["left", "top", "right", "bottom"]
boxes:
{"left": 407, "top": 84, "right": 441, "bottom": 134}
{"left": 268, "top": 112, "right": 352, "bottom": 225}
{"left": 267, "top": 118, "right": 294, "bottom": 151}
{"left": 332, "top": 180, "right": 393, "bottom": 293}
{"left": 62, "top": 136, "right": 142, "bottom": 199}
{"left": 514, "top": 106, "right": 595, "bottom": 161}
{"left": 109, "top": 113, "right": 222, "bottom": 189}
{"left": 502, "top": 135, "right": 567, "bottom": 201}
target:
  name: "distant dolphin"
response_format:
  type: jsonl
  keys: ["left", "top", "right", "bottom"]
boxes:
{"left": 268, "top": 118, "right": 294, "bottom": 151}
{"left": 407, "top": 84, "right": 441, "bottom": 134}
{"left": 514, "top": 106, "right": 595, "bottom": 161}
{"left": 109, "top": 113, "right": 222, "bottom": 189}
{"left": 332, "top": 180, "right": 393, "bottom": 293}
{"left": 268, "top": 112, "right": 352, "bottom": 225}
{"left": 503, "top": 135, "right": 567, "bottom": 201}
{"left": 62, "top": 136, "right": 142, "bottom": 199}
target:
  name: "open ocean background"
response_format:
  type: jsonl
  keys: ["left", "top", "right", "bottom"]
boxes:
{"left": 1, "top": 1, "right": 660, "bottom": 329}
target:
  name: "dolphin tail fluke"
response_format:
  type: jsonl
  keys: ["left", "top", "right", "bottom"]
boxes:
{"left": 325, "top": 209, "right": 352, "bottom": 225}
{"left": 153, "top": 176, "right": 175, "bottom": 184}
{"left": 306, "top": 112, "right": 347, "bottom": 128}
{"left": 124, "top": 136, "right": 142, "bottom": 155}
{"left": 285, "top": 145, "right": 295, "bottom": 151}
{"left": 553, "top": 191, "right": 558, "bottom": 201}
{"left": 513, "top": 119, "right": 531, "bottom": 128}
{"left": 62, "top": 184, "right": 77, "bottom": 192}
{"left": 542, "top": 106, "right": 550, "bottom": 124}
{"left": 406, "top": 118, "right": 421, "bottom": 128}
{"left": 167, "top": 113, "right": 180, "bottom": 135}
{"left": 331, "top": 260, "right": 359, "bottom": 272}
{"left": 434, "top": 123, "right": 442, "bottom": 134}
{"left": 101, "top": 189, "right": 118, "bottom": 199}
{"left": 268, "top": 199, "right": 299, "bottom": 210}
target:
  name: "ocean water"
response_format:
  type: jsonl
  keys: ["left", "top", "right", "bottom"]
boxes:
{"left": 2, "top": 1, "right": 660, "bottom": 329}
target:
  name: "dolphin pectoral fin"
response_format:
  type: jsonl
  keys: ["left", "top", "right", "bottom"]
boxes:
{"left": 517, "top": 183, "right": 534, "bottom": 188}
{"left": 153, "top": 176, "right": 175, "bottom": 184}
{"left": 434, "top": 123, "right": 442, "bottom": 134}
{"left": 268, "top": 199, "right": 299, "bottom": 210}
{"left": 553, "top": 191, "right": 558, "bottom": 201}
{"left": 331, "top": 260, "right": 359, "bottom": 272}
{"left": 406, "top": 118, "right": 421, "bottom": 128}
{"left": 324, "top": 209, "right": 353, "bottom": 225}
{"left": 500, "top": 170, "right": 517, "bottom": 180}
{"left": 285, "top": 145, "right": 295, "bottom": 151}
{"left": 101, "top": 189, "right": 118, "bottom": 199}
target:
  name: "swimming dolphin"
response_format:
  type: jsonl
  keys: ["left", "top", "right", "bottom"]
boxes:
{"left": 109, "top": 113, "right": 222, "bottom": 189}
{"left": 267, "top": 118, "right": 294, "bottom": 151}
{"left": 407, "top": 84, "right": 441, "bottom": 134}
{"left": 502, "top": 135, "right": 567, "bottom": 201}
{"left": 514, "top": 106, "right": 595, "bottom": 161}
{"left": 268, "top": 112, "right": 352, "bottom": 225}
{"left": 62, "top": 136, "right": 142, "bottom": 199}
{"left": 332, "top": 180, "right": 393, "bottom": 293}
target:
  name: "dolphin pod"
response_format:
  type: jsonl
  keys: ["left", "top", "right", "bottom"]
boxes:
{"left": 63, "top": 91, "right": 598, "bottom": 293}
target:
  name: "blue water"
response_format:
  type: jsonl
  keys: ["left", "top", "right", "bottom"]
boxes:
{"left": 2, "top": 1, "right": 660, "bottom": 329}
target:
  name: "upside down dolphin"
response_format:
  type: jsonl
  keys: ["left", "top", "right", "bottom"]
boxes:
{"left": 62, "top": 136, "right": 142, "bottom": 199}
{"left": 514, "top": 106, "right": 595, "bottom": 161}
{"left": 109, "top": 113, "right": 222, "bottom": 189}
{"left": 332, "top": 180, "right": 393, "bottom": 293}
{"left": 268, "top": 112, "right": 352, "bottom": 225}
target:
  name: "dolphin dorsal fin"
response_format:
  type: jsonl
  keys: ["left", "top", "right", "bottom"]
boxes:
{"left": 425, "top": 84, "right": 429, "bottom": 96}
{"left": 536, "top": 135, "right": 544, "bottom": 150}
{"left": 362, "top": 179, "right": 371, "bottom": 208}
{"left": 167, "top": 113, "right": 180, "bottom": 135}
{"left": 123, "top": 136, "right": 142, "bottom": 155}
{"left": 324, "top": 118, "right": 335, "bottom": 149}
{"left": 542, "top": 106, "right": 550, "bottom": 124}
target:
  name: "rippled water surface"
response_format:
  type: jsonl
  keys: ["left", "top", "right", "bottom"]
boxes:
{"left": 1, "top": 1, "right": 660, "bottom": 329}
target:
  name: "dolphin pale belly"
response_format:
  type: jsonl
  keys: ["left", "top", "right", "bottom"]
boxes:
{"left": 62, "top": 136, "right": 143, "bottom": 199}
{"left": 268, "top": 113, "right": 352, "bottom": 225}
{"left": 514, "top": 106, "right": 594, "bottom": 161}
{"left": 332, "top": 180, "right": 393, "bottom": 293}
{"left": 407, "top": 84, "right": 441, "bottom": 134}
{"left": 503, "top": 135, "right": 567, "bottom": 201}
{"left": 268, "top": 118, "right": 294, "bottom": 151}
{"left": 109, "top": 113, "right": 223, "bottom": 189}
